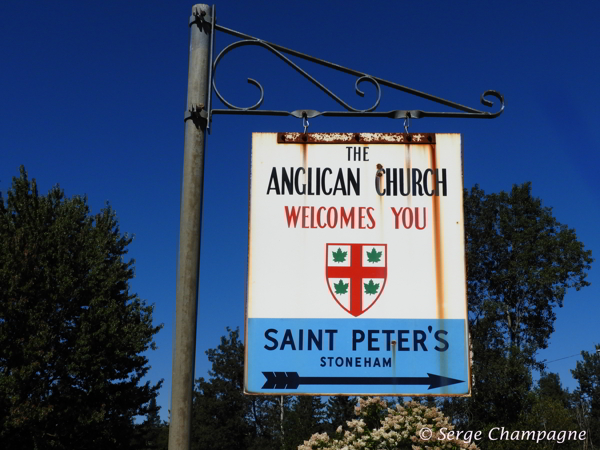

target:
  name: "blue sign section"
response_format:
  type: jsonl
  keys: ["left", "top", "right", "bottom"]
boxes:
{"left": 246, "top": 318, "right": 468, "bottom": 395}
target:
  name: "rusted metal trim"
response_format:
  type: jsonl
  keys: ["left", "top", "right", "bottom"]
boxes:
{"left": 277, "top": 132, "right": 436, "bottom": 144}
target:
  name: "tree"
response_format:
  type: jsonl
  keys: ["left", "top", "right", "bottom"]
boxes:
{"left": 537, "top": 372, "right": 571, "bottom": 409}
{"left": 192, "top": 328, "right": 253, "bottom": 450}
{"left": 249, "top": 395, "right": 291, "bottom": 450}
{"left": 133, "top": 398, "right": 168, "bottom": 450}
{"left": 191, "top": 327, "right": 282, "bottom": 450}
{"left": 475, "top": 373, "right": 580, "bottom": 450}
{"left": 192, "top": 328, "right": 337, "bottom": 450}
{"left": 443, "top": 183, "right": 592, "bottom": 432}
{"left": 572, "top": 346, "right": 600, "bottom": 448}
{"left": 283, "top": 396, "right": 326, "bottom": 450}
{"left": 464, "top": 183, "right": 592, "bottom": 363}
{"left": 0, "top": 167, "right": 163, "bottom": 449}
{"left": 324, "top": 396, "right": 357, "bottom": 434}
{"left": 524, "top": 373, "right": 578, "bottom": 450}
{"left": 469, "top": 346, "right": 535, "bottom": 431}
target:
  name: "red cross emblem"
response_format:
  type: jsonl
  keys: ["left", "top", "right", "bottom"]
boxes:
{"left": 326, "top": 243, "right": 387, "bottom": 317}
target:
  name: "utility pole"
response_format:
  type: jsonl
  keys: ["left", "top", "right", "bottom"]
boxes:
{"left": 168, "top": 4, "right": 211, "bottom": 450}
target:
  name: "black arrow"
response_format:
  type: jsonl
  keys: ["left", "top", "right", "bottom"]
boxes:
{"left": 261, "top": 372, "right": 464, "bottom": 390}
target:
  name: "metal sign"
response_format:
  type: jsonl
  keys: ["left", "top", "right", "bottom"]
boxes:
{"left": 245, "top": 132, "right": 470, "bottom": 396}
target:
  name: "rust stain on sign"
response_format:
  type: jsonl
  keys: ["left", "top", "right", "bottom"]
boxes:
{"left": 430, "top": 144, "right": 445, "bottom": 320}
{"left": 278, "top": 132, "right": 435, "bottom": 144}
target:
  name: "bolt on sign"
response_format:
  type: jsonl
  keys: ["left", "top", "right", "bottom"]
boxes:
{"left": 245, "top": 132, "right": 470, "bottom": 396}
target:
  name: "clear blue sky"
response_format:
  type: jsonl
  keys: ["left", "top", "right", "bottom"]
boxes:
{"left": 1, "top": 1, "right": 599, "bottom": 421}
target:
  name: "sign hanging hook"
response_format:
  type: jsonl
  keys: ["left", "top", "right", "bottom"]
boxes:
{"left": 404, "top": 112, "right": 411, "bottom": 134}
{"left": 303, "top": 112, "right": 310, "bottom": 135}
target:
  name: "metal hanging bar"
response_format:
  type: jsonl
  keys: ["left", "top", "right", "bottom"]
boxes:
{"left": 196, "top": 6, "right": 504, "bottom": 129}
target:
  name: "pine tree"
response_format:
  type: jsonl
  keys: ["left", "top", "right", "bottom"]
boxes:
{"left": 283, "top": 396, "right": 326, "bottom": 450}
{"left": 0, "top": 167, "right": 163, "bottom": 449}
{"left": 134, "top": 398, "right": 165, "bottom": 450}
{"left": 191, "top": 328, "right": 253, "bottom": 450}
{"left": 324, "top": 396, "right": 357, "bottom": 433}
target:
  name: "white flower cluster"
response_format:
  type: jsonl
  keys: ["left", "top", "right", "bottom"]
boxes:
{"left": 298, "top": 399, "right": 479, "bottom": 450}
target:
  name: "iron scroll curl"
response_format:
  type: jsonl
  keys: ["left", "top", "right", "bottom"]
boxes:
{"left": 407, "top": 90, "right": 504, "bottom": 119}
{"left": 480, "top": 90, "right": 504, "bottom": 117}
{"left": 205, "top": 20, "right": 504, "bottom": 123}
{"left": 211, "top": 38, "right": 381, "bottom": 114}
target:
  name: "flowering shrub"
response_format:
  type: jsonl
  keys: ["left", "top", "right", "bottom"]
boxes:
{"left": 298, "top": 397, "right": 478, "bottom": 450}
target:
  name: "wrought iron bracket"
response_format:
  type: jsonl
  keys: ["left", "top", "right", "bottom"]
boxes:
{"left": 190, "top": 5, "right": 504, "bottom": 133}
{"left": 184, "top": 104, "right": 208, "bottom": 127}
{"left": 189, "top": 6, "right": 214, "bottom": 27}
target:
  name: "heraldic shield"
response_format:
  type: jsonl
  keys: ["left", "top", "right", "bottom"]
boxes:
{"left": 326, "top": 243, "right": 387, "bottom": 317}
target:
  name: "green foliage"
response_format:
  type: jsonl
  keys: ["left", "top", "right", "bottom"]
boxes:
{"left": 192, "top": 328, "right": 254, "bottom": 450}
{"left": 192, "top": 331, "right": 362, "bottom": 450}
{"left": 354, "top": 396, "right": 388, "bottom": 431}
{"left": 192, "top": 327, "right": 285, "bottom": 450}
{"left": 248, "top": 396, "right": 292, "bottom": 450}
{"left": 283, "top": 396, "right": 326, "bottom": 450}
{"left": 0, "top": 167, "right": 163, "bottom": 449}
{"left": 324, "top": 396, "right": 357, "bottom": 434}
{"left": 476, "top": 373, "right": 580, "bottom": 450}
{"left": 442, "top": 183, "right": 593, "bottom": 432}
{"left": 469, "top": 347, "right": 534, "bottom": 431}
{"left": 537, "top": 372, "right": 571, "bottom": 408}
{"left": 331, "top": 248, "right": 347, "bottom": 263}
{"left": 131, "top": 398, "right": 169, "bottom": 450}
{"left": 464, "top": 183, "right": 592, "bottom": 360}
{"left": 571, "top": 345, "right": 600, "bottom": 447}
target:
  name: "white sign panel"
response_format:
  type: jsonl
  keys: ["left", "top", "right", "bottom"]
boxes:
{"left": 245, "top": 132, "right": 470, "bottom": 396}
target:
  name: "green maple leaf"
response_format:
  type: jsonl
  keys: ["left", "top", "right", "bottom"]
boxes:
{"left": 366, "top": 247, "right": 382, "bottom": 263}
{"left": 364, "top": 279, "right": 380, "bottom": 295}
{"left": 333, "top": 279, "right": 348, "bottom": 295}
{"left": 332, "top": 248, "right": 347, "bottom": 263}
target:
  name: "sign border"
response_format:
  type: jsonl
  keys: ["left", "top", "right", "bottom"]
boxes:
{"left": 244, "top": 132, "right": 471, "bottom": 397}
